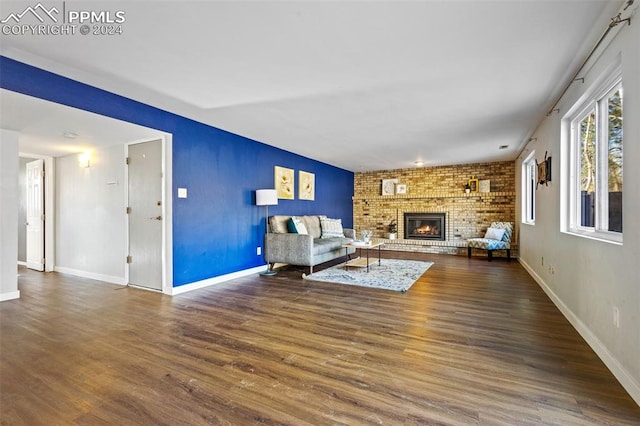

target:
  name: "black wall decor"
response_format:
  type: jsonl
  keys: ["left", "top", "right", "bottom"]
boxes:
{"left": 537, "top": 151, "right": 552, "bottom": 188}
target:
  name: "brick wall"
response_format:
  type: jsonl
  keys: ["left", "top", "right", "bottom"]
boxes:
{"left": 353, "top": 161, "right": 516, "bottom": 256}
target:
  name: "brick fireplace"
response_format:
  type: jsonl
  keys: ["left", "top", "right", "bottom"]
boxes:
{"left": 353, "top": 161, "right": 516, "bottom": 256}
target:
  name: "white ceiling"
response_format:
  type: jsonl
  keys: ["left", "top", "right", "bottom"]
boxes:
{"left": 0, "top": 0, "right": 623, "bottom": 171}
{"left": 0, "top": 89, "right": 165, "bottom": 157}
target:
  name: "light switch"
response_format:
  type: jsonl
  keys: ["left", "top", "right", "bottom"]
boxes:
{"left": 178, "top": 188, "right": 188, "bottom": 198}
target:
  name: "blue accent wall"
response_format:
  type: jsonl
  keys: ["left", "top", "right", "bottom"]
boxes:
{"left": 1, "top": 56, "right": 354, "bottom": 286}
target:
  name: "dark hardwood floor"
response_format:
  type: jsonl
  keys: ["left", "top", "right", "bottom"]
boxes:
{"left": 2, "top": 253, "right": 639, "bottom": 425}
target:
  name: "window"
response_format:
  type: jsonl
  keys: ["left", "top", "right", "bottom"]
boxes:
{"left": 522, "top": 150, "right": 536, "bottom": 225}
{"left": 565, "top": 67, "right": 622, "bottom": 243}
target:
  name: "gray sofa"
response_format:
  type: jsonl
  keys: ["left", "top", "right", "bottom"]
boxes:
{"left": 265, "top": 215, "right": 356, "bottom": 273}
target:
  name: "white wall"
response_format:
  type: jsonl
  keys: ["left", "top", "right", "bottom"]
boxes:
{"left": 0, "top": 129, "right": 20, "bottom": 301}
{"left": 516, "top": 10, "right": 639, "bottom": 404}
{"left": 55, "top": 145, "right": 126, "bottom": 284}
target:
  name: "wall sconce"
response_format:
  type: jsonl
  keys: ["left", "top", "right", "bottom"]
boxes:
{"left": 78, "top": 151, "right": 90, "bottom": 168}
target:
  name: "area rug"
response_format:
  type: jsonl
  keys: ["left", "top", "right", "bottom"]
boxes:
{"left": 302, "top": 259, "right": 433, "bottom": 292}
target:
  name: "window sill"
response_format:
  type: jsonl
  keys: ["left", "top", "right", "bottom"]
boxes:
{"left": 562, "top": 229, "right": 623, "bottom": 245}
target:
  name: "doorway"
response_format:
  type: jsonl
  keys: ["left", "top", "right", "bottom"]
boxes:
{"left": 127, "top": 139, "right": 164, "bottom": 291}
{"left": 18, "top": 154, "right": 54, "bottom": 273}
{"left": 7, "top": 91, "right": 172, "bottom": 291}
{"left": 18, "top": 156, "right": 36, "bottom": 266}
{"left": 25, "top": 159, "right": 45, "bottom": 271}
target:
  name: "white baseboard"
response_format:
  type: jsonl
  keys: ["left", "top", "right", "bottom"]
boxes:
{"left": 520, "top": 259, "right": 640, "bottom": 406}
{"left": 170, "top": 265, "right": 267, "bottom": 295}
{"left": 54, "top": 266, "right": 126, "bottom": 286}
{"left": 0, "top": 290, "right": 20, "bottom": 301}
{"left": 17, "top": 261, "right": 26, "bottom": 266}
{"left": 53, "top": 265, "right": 268, "bottom": 295}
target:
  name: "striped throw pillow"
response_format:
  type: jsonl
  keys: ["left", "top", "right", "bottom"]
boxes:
{"left": 320, "top": 217, "right": 344, "bottom": 238}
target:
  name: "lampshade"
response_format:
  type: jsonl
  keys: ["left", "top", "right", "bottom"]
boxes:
{"left": 255, "top": 189, "right": 278, "bottom": 206}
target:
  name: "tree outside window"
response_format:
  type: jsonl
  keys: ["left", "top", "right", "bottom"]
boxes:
{"left": 565, "top": 69, "right": 622, "bottom": 244}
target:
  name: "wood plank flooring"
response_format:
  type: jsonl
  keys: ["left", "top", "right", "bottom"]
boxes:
{"left": 1, "top": 253, "right": 639, "bottom": 425}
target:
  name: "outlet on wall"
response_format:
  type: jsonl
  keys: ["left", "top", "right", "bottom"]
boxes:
{"left": 257, "top": 247, "right": 262, "bottom": 256}
{"left": 613, "top": 306, "right": 620, "bottom": 328}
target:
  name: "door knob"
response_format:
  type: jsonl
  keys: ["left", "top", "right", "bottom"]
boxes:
{"left": 150, "top": 216, "right": 162, "bottom": 220}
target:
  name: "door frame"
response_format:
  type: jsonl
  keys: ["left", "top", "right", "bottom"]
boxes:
{"left": 124, "top": 136, "right": 173, "bottom": 294}
{"left": 18, "top": 153, "right": 55, "bottom": 272}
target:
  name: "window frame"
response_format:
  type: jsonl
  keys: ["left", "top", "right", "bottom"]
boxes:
{"left": 564, "top": 66, "right": 623, "bottom": 244}
{"left": 521, "top": 150, "right": 536, "bottom": 226}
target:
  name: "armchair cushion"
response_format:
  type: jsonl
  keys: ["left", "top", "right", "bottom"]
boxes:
{"left": 484, "top": 227, "right": 506, "bottom": 241}
{"left": 468, "top": 238, "right": 509, "bottom": 251}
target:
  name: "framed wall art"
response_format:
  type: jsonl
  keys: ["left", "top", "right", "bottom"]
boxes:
{"left": 299, "top": 170, "right": 315, "bottom": 200}
{"left": 536, "top": 151, "right": 552, "bottom": 188}
{"left": 382, "top": 179, "right": 398, "bottom": 196}
{"left": 467, "top": 176, "right": 479, "bottom": 192}
{"left": 274, "top": 166, "right": 294, "bottom": 199}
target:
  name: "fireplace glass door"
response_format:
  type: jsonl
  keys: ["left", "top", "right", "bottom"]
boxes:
{"left": 404, "top": 213, "right": 446, "bottom": 241}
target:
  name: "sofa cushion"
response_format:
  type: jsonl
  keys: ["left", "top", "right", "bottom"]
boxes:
{"left": 312, "top": 237, "right": 349, "bottom": 255}
{"left": 320, "top": 217, "right": 345, "bottom": 238}
{"left": 269, "top": 215, "right": 291, "bottom": 234}
{"left": 287, "top": 216, "right": 308, "bottom": 234}
{"left": 302, "top": 216, "right": 322, "bottom": 238}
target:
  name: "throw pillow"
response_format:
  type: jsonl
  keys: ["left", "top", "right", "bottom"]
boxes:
{"left": 320, "top": 217, "right": 345, "bottom": 238}
{"left": 484, "top": 227, "right": 506, "bottom": 241}
{"left": 287, "top": 216, "right": 308, "bottom": 235}
{"left": 269, "top": 215, "right": 290, "bottom": 234}
{"left": 302, "top": 216, "right": 322, "bottom": 238}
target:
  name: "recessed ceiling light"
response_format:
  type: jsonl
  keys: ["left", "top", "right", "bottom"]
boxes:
{"left": 499, "top": 145, "right": 509, "bottom": 150}
{"left": 63, "top": 131, "right": 78, "bottom": 139}
{"left": 414, "top": 160, "right": 424, "bottom": 167}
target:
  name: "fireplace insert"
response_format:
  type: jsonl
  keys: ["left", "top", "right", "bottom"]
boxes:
{"left": 404, "top": 213, "right": 446, "bottom": 241}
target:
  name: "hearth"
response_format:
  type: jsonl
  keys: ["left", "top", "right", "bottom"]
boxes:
{"left": 405, "top": 213, "right": 446, "bottom": 241}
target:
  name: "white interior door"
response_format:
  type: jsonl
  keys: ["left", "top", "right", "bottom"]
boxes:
{"left": 26, "top": 159, "right": 44, "bottom": 271}
{"left": 128, "top": 140, "right": 163, "bottom": 290}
